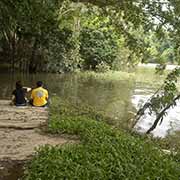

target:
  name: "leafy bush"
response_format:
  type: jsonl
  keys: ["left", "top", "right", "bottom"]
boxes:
{"left": 80, "top": 28, "right": 118, "bottom": 70}
{"left": 46, "top": 28, "right": 82, "bottom": 73}
{"left": 23, "top": 97, "right": 180, "bottom": 180}
{"left": 95, "top": 61, "right": 110, "bottom": 73}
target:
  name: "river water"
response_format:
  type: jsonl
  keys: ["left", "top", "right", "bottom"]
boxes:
{"left": 0, "top": 66, "right": 180, "bottom": 138}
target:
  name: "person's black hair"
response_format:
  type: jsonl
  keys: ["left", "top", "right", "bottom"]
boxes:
{"left": 16, "top": 81, "right": 22, "bottom": 89}
{"left": 36, "top": 81, "right": 43, "bottom": 87}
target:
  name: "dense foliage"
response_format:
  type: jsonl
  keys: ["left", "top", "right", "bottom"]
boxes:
{"left": 1, "top": 0, "right": 180, "bottom": 73}
{"left": 0, "top": 0, "right": 123, "bottom": 72}
{"left": 46, "top": 28, "right": 82, "bottom": 73}
{"left": 23, "top": 97, "right": 180, "bottom": 180}
{"left": 0, "top": 0, "right": 61, "bottom": 72}
{"left": 80, "top": 28, "right": 118, "bottom": 71}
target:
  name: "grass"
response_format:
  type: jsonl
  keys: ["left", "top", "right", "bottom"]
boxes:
{"left": 23, "top": 97, "right": 180, "bottom": 180}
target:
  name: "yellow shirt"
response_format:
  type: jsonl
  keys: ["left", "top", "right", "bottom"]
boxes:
{"left": 31, "top": 87, "right": 48, "bottom": 106}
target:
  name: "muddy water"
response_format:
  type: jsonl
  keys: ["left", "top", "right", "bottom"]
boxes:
{"left": 0, "top": 66, "right": 180, "bottom": 137}
{"left": 0, "top": 72, "right": 135, "bottom": 129}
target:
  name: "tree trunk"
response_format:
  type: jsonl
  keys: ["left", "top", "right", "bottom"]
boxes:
{"left": 11, "top": 32, "right": 16, "bottom": 72}
{"left": 29, "top": 38, "right": 38, "bottom": 73}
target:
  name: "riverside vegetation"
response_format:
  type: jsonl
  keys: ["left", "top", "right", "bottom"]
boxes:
{"left": 23, "top": 97, "right": 180, "bottom": 180}
{"left": 1, "top": 0, "right": 178, "bottom": 73}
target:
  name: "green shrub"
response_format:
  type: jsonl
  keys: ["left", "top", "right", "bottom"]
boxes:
{"left": 23, "top": 97, "right": 180, "bottom": 180}
{"left": 46, "top": 28, "right": 82, "bottom": 73}
{"left": 80, "top": 28, "right": 118, "bottom": 70}
{"left": 95, "top": 61, "right": 110, "bottom": 73}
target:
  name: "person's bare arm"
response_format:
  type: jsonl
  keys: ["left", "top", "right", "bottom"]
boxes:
{"left": 23, "top": 87, "right": 32, "bottom": 92}
{"left": 45, "top": 90, "right": 49, "bottom": 101}
{"left": 11, "top": 95, "right": 15, "bottom": 105}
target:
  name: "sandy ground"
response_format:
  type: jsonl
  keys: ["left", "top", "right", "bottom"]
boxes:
{"left": 0, "top": 100, "right": 48, "bottom": 129}
{"left": 0, "top": 130, "right": 78, "bottom": 180}
{"left": 0, "top": 129, "right": 77, "bottom": 161}
{"left": 0, "top": 100, "right": 78, "bottom": 179}
{"left": 0, "top": 100, "right": 77, "bottom": 161}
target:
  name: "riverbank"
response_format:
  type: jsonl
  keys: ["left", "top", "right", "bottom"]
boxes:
{"left": 23, "top": 97, "right": 180, "bottom": 179}
{"left": 0, "top": 100, "right": 78, "bottom": 179}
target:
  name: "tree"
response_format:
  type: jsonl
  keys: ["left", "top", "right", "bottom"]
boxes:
{"left": 1, "top": 0, "right": 180, "bottom": 73}
{"left": 0, "top": 0, "right": 61, "bottom": 72}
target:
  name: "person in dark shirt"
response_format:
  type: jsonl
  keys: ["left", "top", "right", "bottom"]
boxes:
{"left": 12, "top": 81, "right": 31, "bottom": 106}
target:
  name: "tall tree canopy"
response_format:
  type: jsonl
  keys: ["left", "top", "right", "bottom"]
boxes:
{"left": 1, "top": 0, "right": 180, "bottom": 72}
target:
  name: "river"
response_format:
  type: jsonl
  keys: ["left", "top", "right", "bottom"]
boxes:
{"left": 0, "top": 65, "right": 180, "bottom": 138}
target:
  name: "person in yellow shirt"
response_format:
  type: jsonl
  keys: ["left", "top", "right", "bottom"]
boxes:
{"left": 30, "top": 81, "right": 48, "bottom": 107}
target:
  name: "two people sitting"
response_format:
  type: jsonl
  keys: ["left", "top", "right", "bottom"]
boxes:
{"left": 12, "top": 81, "right": 48, "bottom": 107}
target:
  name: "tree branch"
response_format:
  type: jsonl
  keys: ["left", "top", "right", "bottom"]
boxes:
{"left": 146, "top": 94, "right": 180, "bottom": 134}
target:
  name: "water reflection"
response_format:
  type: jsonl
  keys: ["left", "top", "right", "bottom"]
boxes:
{"left": 132, "top": 66, "right": 180, "bottom": 137}
{"left": 0, "top": 72, "right": 134, "bottom": 129}
{"left": 132, "top": 90, "right": 180, "bottom": 137}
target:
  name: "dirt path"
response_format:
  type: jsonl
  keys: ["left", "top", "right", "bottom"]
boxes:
{"left": 0, "top": 100, "right": 77, "bottom": 179}
{"left": 0, "top": 129, "right": 76, "bottom": 161}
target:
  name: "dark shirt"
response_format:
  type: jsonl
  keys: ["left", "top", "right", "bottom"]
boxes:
{"left": 12, "top": 88, "right": 27, "bottom": 105}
